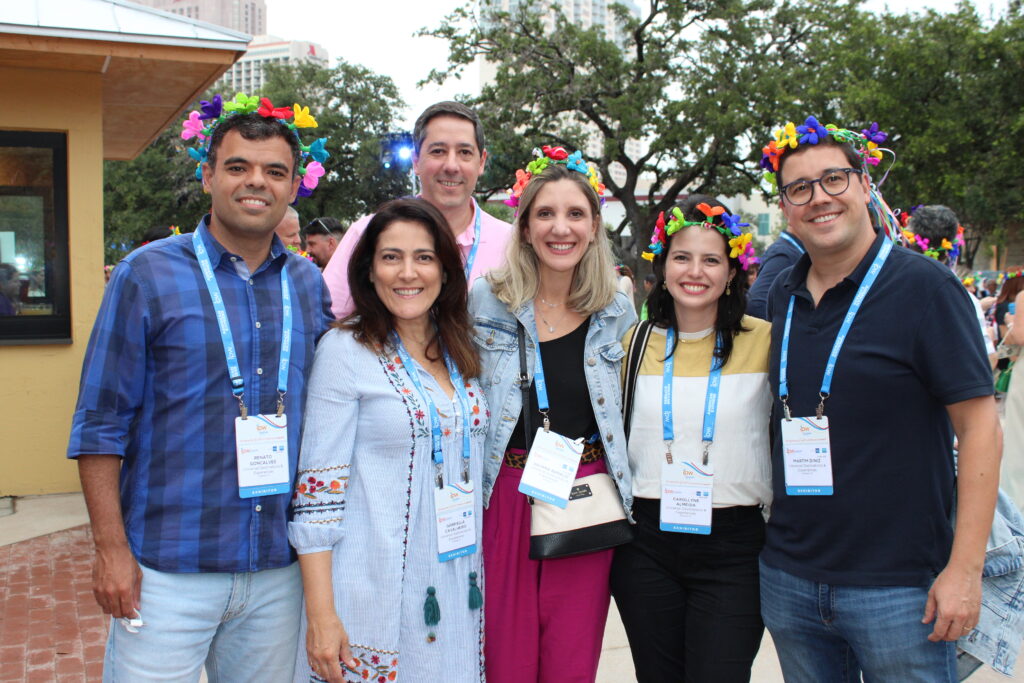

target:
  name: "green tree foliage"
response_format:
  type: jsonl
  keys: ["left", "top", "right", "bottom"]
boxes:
{"left": 103, "top": 59, "right": 405, "bottom": 263}
{"left": 422, "top": 0, "right": 857, "bottom": 264}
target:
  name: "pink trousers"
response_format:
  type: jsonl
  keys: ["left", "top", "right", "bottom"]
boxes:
{"left": 483, "top": 461, "right": 614, "bottom": 683}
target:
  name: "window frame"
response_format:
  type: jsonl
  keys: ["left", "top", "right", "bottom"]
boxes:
{"left": 0, "top": 130, "right": 71, "bottom": 345}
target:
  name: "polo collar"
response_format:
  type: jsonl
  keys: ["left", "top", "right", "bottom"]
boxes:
{"left": 782, "top": 228, "right": 885, "bottom": 297}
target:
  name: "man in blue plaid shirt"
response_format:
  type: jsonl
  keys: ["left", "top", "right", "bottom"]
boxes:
{"left": 68, "top": 109, "right": 332, "bottom": 681}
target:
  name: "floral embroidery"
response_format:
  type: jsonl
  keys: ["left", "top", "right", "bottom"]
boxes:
{"left": 292, "top": 465, "right": 349, "bottom": 514}
{"left": 309, "top": 643, "right": 398, "bottom": 683}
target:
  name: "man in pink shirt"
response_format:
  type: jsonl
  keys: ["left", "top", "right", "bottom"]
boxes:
{"left": 322, "top": 101, "right": 513, "bottom": 318}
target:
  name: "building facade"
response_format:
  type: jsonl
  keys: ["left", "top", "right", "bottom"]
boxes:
{"left": 218, "top": 34, "right": 329, "bottom": 94}
{"left": 135, "top": 0, "right": 266, "bottom": 36}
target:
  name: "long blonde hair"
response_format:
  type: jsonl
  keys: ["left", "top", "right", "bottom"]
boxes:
{"left": 487, "top": 164, "right": 618, "bottom": 314}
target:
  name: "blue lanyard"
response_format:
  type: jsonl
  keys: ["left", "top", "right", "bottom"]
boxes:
{"left": 779, "top": 231, "right": 805, "bottom": 255}
{"left": 392, "top": 334, "right": 474, "bottom": 486}
{"left": 779, "top": 239, "right": 892, "bottom": 419}
{"left": 463, "top": 203, "right": 483, "bottom": 282}
{"left": 529, "top": 321, "right": 553, "bottom": 431}
{"left": 192, "top": 230, "right": 291, "bottom": 418}
{"left": 662, "top": 328, "right": 723, "bottom": 466}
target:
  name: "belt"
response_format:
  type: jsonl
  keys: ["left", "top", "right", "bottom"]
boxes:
{"left": 502, "top": 440, "right": 605, "bottom": 469}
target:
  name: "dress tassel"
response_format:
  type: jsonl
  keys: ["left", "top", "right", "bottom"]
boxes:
{"left": 424, "top": 586, "right": 440, "bottom": 626}
{"left": 468, "top": 572, "right": 482, "bottom": 610}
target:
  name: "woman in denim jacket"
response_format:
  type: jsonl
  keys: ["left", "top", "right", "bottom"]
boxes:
{"left": 469, "top": 148, "right": 636, "bottom": 683}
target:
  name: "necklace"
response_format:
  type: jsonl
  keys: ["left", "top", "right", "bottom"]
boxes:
{"left": 677, "top": 326, "right": 715, "bottom": 343}
{"left": 538, "top": 309, "right": 569, "bottom": 334}
{"left": 539, "top": 296, "right": 563, "bottom": 309}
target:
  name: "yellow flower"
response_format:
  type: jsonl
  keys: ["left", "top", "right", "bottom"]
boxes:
{"left": 902, "top": 229, "right": 916, "bottom": 244}
{"left": 775, "top": 122, "right": 799, "bottom": 149}
{"left": 729, "top": 233, "right": 752, "bottom": 258}
{"left": 941, "top": 238, "right": 953, "bottom": 250}
{"left": 292, "top": 104, "right": 318, "bottom": 128}
{"left": 641, "top": 251, "right": 655, "bottom": 262}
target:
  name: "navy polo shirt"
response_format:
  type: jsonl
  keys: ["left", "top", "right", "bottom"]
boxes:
{"left": 763, "top": 229, "right": 993, "bottom": 586}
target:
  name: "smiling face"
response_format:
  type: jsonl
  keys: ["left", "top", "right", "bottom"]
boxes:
{"left": 778, "top": 144, "right": 873, "bottom": 258}
{"left": 412, "top": 115, "right": 487, "bottom": 216}
{"left": 371, "top": 220, "right": 443, "bottom": 331}
{"left": 664, "top": 225, "right": 735, "bottom": 331}
{"left": 202, "top": 129, "right": 300, "bottom": 247}
{"left": 522, "top": 177, "right": 598, "bottom": 279}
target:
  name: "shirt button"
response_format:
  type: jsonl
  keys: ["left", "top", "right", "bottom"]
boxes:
{"left": 597, "top": 397, "right": 605, "bottom": 405}
{"left": 616, "top": 471, "right": 623, "bottom": 479}
{"left": 606, "top": 433, "right": 614, "bottom": 442}
{"left": 230, "top": 256, "right": 237, "bottom": 262}
{"left": 248, "top": 278, "right": 254, "bottom": 285}
{"left": 587, "top": 358, "right": 597, "bottom": 366}
{"left": 255, "top": 321, "right": 261, "bottom": 329}
{"left": 254, "top": 504, "right": 262, "bottom": 512}
{"left": 256, "top": 368, "right": 263, "bottom": 375}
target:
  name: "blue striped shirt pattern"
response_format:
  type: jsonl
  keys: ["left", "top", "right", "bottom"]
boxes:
{"left": 67, "top": 217, "right": 333, "bottom": 573}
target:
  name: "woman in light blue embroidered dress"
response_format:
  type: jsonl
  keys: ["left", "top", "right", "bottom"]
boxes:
{"left": 288, "top": 199, "right": 487, "bottom": 683}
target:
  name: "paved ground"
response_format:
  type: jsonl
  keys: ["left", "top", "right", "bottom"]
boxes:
{"left": 0, "top": 493, "right": 1013, "bottom": 682}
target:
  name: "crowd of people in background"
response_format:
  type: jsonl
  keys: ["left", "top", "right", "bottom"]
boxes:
{"left": 67, "top": 94, "right": 1024, "bottom": 683}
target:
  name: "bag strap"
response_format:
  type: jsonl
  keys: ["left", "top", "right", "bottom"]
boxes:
{"left": 622, "top": 320, "right": 654, "bottom": 442}
{"left": 517, "top": 322, "right": 534, "bottom": 452}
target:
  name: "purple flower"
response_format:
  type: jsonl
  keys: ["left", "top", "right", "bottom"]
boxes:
{"left": 860, "top": 122, "right": 887, "bottom": 144}
{"left": 796, "top": 116, "right": 828, "bottom": 145}
{"left": 199, "top": 94, "right": 223, "bottom": 120}
{"left": 721, "top": 213, "right": 750, "bottom": 235}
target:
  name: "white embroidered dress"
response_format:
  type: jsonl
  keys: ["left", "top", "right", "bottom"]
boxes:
{"left": 289, "top": 329, "right": 488, "bottom": 683}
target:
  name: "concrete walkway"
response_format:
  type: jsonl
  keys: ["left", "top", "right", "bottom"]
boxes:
{"left": 0, "top": 493, "right": 1013, "bottom": 682}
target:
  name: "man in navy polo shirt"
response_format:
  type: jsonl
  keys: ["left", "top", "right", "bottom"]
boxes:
{"left": 68, "top": 100, "right": 332, "bottom": 681}
{"left": 758, "top": 117, "right": 1001, "bottom": 681}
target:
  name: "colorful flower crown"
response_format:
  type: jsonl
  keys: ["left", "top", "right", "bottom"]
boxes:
{"left": 504, "top": 145, "right": 606, "bottom": 211}
{"left": 180, "top": 93, "right": 330, "bottom": 198}
{"left": 897, "top": 205, "right": 965, "bottom": 262}
{"left": 642, "top": 202, "right": 759, "bottom": 271}
{"left": 760, "top": 116, "right": 888, "bottom": 190}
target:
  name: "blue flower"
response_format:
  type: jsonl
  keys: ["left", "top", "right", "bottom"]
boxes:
{"left": 188, "top": 147, "right": 207, "bottom": 163}
{"left": 309, "top": 138, "right": 330, "bottom": 163}
{"left": 721, "top": 213, "right": 750, "bottom": 236}
{"left": 565, "top": 151, "right": 588, "bottom": 174}
{"left": 796, "top": 116, "right": 828, "bottom": 145}
{"left": 199, "top": 95, "right": 223, "bottom": 120}
{"left": 860, "top": 122, "right": 887, "bottom": 144}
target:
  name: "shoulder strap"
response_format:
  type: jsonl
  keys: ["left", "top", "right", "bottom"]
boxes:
{"left": 517, "top": 322, "right": 534, "bottom": 452}
{"left": 623, "top": 320, "right": 654, "bottom": 441}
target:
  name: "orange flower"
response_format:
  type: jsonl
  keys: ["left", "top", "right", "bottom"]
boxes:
{"left": 695, "top": 202, "right": 725, "bottom": 218}
{"left": 472, "top": 405, "right": 480, "bottom": 414}
{"left": 298, "top": 483, "right": 307, "bottom": 493}
{"left": 330, "top": 480, "right": 341, "bottom": 490}
{"left": 388, "top": 672, "right": 397, "bottom": 681}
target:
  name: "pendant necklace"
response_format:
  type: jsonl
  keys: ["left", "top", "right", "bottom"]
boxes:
{"left": 536, "top": 298, "right": 568, "bottom": 333}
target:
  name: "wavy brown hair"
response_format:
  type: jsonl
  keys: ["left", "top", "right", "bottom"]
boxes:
{"left": 341, "top": 198, "right": 481, "bottom": 378}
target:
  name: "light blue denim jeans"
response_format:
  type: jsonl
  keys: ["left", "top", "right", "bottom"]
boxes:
{"left": 760, "top": 559, "right": 957, "bottom": 682}
{"left": 103, "top": 562, "right": 301, "bottom": 683}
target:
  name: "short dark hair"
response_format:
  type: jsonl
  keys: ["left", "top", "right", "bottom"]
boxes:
{"left": 645, "top": 194, "right": 749, "bottom": 367}
{"left": 206, "top": 113, "right": 301, "bottom": 177}
{"left": 304, "top": 217, "right": 345, "bottom": 240}
{"left": 908, "top": 205, "right": 959, "bottom": 248}
{"left": 776, "top": 136, "right": 865, "bottom": 189}
{"left": 643, "top": 273, "right": 657, "bottom": 285}
{"left": 413, "top": 101, "right": 485, "bottom": 156}
{"left": 342, "top": 198, "right": 480, "bottom": 378}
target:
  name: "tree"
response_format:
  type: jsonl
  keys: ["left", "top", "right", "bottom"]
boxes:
{"left": 422, "top": 0, "right": 862, "bottom": 265}
{"left": 261, "top": 60, "right": 407, "bottom": 224}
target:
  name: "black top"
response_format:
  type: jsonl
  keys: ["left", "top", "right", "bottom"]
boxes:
{"left": 747, "top": 231, "right": 805, "bottom": 320}
{"left": 763, "top": 229, "right": 994, "bottom": 586}
{"left": 508, "top": 317, "right": 599, "bottom": 450}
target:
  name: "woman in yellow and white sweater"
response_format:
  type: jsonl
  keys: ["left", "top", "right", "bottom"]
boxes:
{"left": 610, "top": 195, "right": 772, "bottom": 683}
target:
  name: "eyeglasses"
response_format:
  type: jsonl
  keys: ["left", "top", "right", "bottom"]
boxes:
{"left": 779, "top": 168, "right": 864, "bottom": 206}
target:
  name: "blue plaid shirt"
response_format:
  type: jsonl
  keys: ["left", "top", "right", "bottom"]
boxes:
{"left": 68, "top": 217, "right": 333, "bottom": 573}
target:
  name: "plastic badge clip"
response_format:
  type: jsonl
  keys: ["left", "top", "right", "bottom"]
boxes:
{"left": 119, "top": 609, "right": 144, "bottom": 634}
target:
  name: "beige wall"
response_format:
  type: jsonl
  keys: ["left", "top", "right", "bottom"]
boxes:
{"left": 0, "top": 67, "right": 104, "bottom": 495}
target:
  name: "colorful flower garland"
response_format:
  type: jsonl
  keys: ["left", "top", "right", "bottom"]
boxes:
{"left": 181, "top": 92, "right": 330, "bottom": 198}
{"left": 897, "top": 205, "right": 965, "bottom": 263}
{"left": 642, "top": 202, "right": 759, "bottom": 271}
{"left": 504, "top": 145, "right": 606, "bottom": 212}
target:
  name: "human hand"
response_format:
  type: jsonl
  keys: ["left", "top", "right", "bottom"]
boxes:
{"left": 922, "top": 563, "right": 981, "bottom": 642}
{"left": 306, "top": 613, "right": 356, "bottom": 683}
{"left": 91, "top": 543, "right": 141, "bottom": 619}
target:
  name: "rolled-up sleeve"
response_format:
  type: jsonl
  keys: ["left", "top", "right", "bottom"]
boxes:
{"left": 288, "top": 330, "right": 361, "bottom": 554}
{"left": 67, "top": 262, "right": 150, "bottom": 459}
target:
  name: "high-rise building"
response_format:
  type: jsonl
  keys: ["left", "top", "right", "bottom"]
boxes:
{"left": 219, "top": 35, "right": 329, "bottom": 94}
{"left": 134, "top": 0, "right": 266, "bottom": 36}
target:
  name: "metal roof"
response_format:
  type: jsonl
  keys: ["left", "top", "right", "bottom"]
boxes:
{"left": 0, "top": 0, "right": 250, "bottom": 51}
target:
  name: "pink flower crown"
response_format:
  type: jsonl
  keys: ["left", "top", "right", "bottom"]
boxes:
{"left": 643, "top": 202, "right": 759, "bottom": 271}
{"left": 180, "top": 92, "right": 330, "bottom": 198}
{"left": 504, "top": 145, "right": 606, "bottom": 213}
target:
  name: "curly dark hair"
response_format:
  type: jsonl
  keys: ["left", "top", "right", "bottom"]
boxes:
{"left": 644, "top": 194, "right": 749, "bottom": 367}
{"left": 341, "top": 198, "right": 480, "bottom": 378}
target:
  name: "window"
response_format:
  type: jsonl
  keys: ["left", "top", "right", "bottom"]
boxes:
{"left": 757, "top": 213, "right": 771, "bottom": 236}
{"left": 0, "top": 131, "right": 70, "bottom": 344}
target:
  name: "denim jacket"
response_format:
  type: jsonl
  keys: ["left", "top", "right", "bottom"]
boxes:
{"left": 468, "top": 278, "right": 638, "bottom": 513}
{"left": 957, "top": 489, "right": 1024, "bottom": 676}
